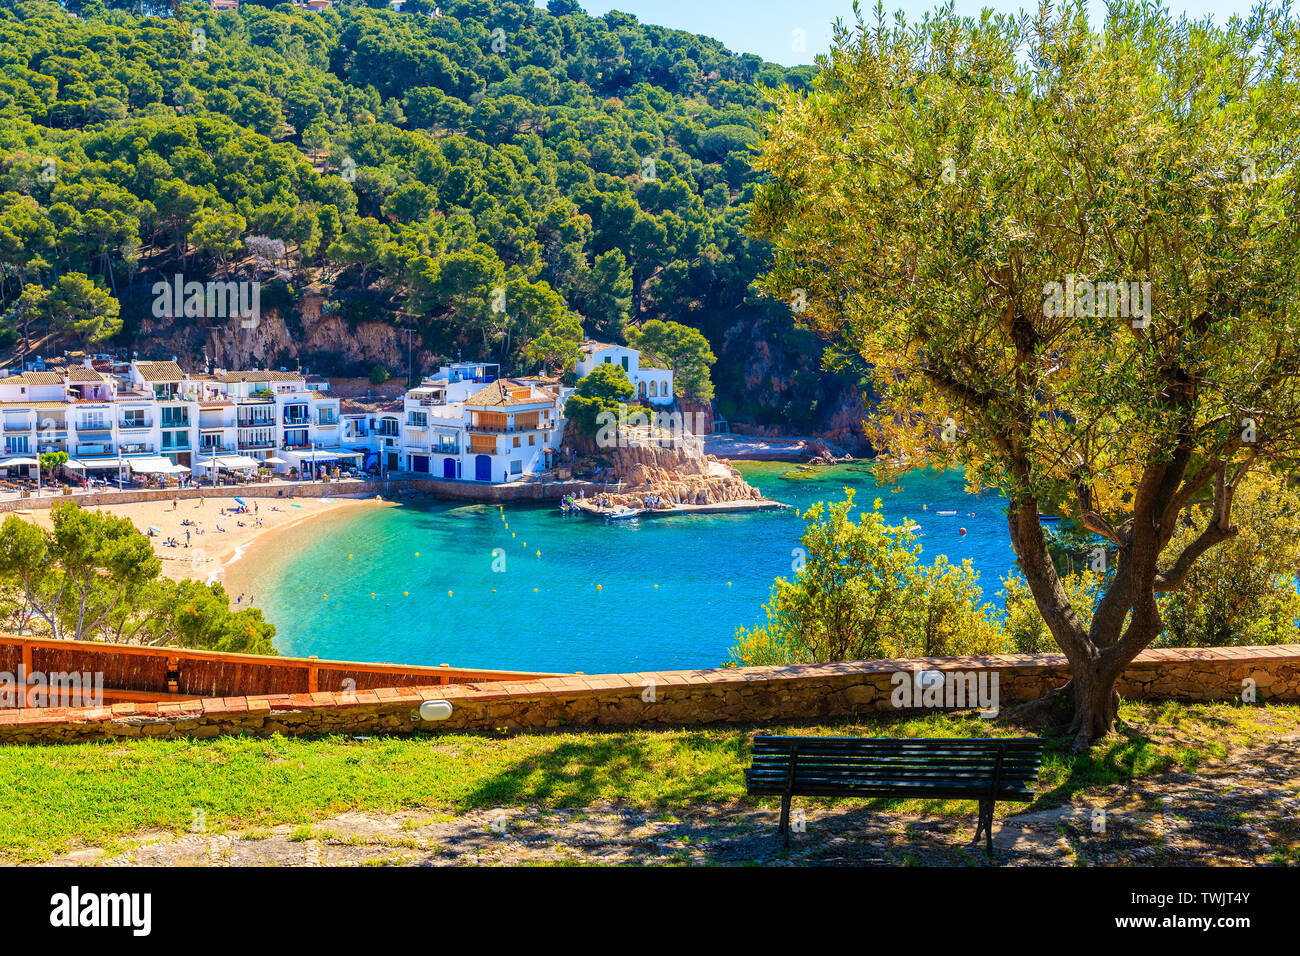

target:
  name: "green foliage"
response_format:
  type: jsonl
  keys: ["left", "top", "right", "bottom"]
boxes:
{"left": 368, "top": 363, "right": 391, "bottom": 386}
{"left": 0, "top": 0, "right": 825, "bottom": 423}
{"left": 37, "top": 450, "right": 68, "bottom": 474}
{"left": 0, "top": 503, "right": 274, "bottom": 651}
{"left": 563, "top": 362, "right": 634, "bottom": 435}
{"left": 624, "top": 318, "right": 715, "bottom": 402}
{"left": 729, "top": 491, "right": 1005, "bottom": 666}
{"left": 1001, "top": 572, "right": 1104, "bottom": 655}
{"left": 1157, "top": 473, "right": 1300, "bottom": 646}
{"left": 748, "top": 1, "right": 1300, "bottom": 734}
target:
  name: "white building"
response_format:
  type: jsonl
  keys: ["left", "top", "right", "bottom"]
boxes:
{"left": 574, "top": 341, "right": 674, "bottom": 406}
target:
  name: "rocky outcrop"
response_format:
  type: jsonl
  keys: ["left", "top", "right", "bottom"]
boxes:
{"left": 805, "top": 438, "right": 853, "bottom": 465}
{"left": 573, "top": 433, "right": 765, "bottom": 507}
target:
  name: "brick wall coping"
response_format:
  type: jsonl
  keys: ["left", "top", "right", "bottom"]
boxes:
{"left": 3, "top": 644, "right": 1295, "bottom": 732}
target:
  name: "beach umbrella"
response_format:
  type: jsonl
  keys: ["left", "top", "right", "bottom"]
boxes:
{"left": 148, "top": 526, "right": 162, "bottom": 535}
{"left": 234, "top": 497, "right": 247, "bottom": 507}
{"left": 0, "top": 458, "right": 39, "bottom": 467}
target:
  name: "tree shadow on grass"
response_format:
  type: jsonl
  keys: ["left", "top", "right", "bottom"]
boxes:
{"left": 1029, "top": 718, "right": 1159, "bottom": 809}
{"left": 457, "top": 727, "right": 750, "bottom": 812}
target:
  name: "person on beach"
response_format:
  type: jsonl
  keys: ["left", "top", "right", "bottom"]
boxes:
{"left": 185, "top": 530, "right": 191, "bottom": 546}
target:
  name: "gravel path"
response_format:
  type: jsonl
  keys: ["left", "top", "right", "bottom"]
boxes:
{"left": 40, "top": 737, "right": 1300, "bottom": 867}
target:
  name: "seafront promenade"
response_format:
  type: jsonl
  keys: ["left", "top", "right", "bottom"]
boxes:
{"left": 0, "top": 473, "right": 630, "bottom": 513}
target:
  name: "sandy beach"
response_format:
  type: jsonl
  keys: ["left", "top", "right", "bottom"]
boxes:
{"left": 23, "top": 493, "right": 392, "bottom": 592}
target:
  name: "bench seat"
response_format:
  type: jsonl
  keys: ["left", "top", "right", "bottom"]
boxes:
{"left": 745, "top": 735, "right": 1045, "bottom": 854}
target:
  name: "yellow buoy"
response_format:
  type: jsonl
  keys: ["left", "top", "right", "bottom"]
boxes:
{"left": 415, "top": 551, "right": 420, "bottom": 557}
{"left": 447, "top": 590, "right": 453, "bottom": 596}
{"left": 370, "top": 592, "right": 376, "bottom": 598}
{"left": 348, "top": 554, "right": 353, "bottom": 559}
{"left": 727, "top": 581, "right": 733, "bottom": 586}
{"left": 322, "top": 594, "right": 328, "bottom": 599}
{"left": 653, "top": 584, "right": 658, "bottom": 588}
{"left": 511, "top": 532, "right": 515, "bottom": 538}
{"left": 403, "top": 591, "right": 409, "bottom": 596}
{"left": 596, "top": 584, "right": 602, "bottom": 591}
{"left": 535, "top": 550, "right": 541, "bottom": 557}
{"left": 532, "top": 587, "right": 538, "bottom": 592}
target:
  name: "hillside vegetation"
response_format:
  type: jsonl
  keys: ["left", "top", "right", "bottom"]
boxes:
{"left": 0, "top": 0, "right": 861, "bottom": 440}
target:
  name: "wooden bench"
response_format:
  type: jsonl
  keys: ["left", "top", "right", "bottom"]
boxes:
{"left": 745, "top": 735, "right": 1045, "bottom": 854}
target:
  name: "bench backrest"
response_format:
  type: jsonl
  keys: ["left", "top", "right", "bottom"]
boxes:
{"left": 747, "top": 736, "right": 1045, "bottom": 799}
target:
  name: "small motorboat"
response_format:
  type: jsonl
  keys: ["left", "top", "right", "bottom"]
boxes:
{"left": 604, "top": 505, "right": 644, "bottom": 521}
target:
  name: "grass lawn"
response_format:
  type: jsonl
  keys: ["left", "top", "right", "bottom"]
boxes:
{"left": 0, "top": 700, "right": 1295, "bottom": 864}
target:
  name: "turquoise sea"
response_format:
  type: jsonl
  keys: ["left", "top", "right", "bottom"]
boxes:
{"left": 247, "top": 463, "right": 1019, "bottom": 674}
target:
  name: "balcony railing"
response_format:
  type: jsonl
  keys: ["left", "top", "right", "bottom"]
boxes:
{"left": 283, "top": 416, "right": 310, "bottom": 426}
{"left": 2, "top": 423, "right": 30, "bottom": 433}
{"left": 238, "top": 439, "right": 275, "bottom": 449}
{"left": 119, "top": 420, "right": 153, "bottom": 430}
{"left": 467, "top": 421, "right": 547, "bottom": 434}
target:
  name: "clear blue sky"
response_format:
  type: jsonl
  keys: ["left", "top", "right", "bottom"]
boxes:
{"left": 537, "top": 1, "right": 1274, "bottom": 66}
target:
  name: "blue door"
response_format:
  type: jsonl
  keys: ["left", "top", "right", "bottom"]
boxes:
{"left": 443, "top": 457, "right": 456, "bottom": 479}
{"left": 412, "top": 455, "right": 429, "bottom": 474}
{"left": 474, "top": 455, "right": 491, "bottom": 482}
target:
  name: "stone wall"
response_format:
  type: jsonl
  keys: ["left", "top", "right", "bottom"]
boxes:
{"left": 1, "top": 645, "right": 1295, "bottom": 745}
{"left": 0, "top": 477, "right": 624, "bottom": 514}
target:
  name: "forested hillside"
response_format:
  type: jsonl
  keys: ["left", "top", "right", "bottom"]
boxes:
{"left": 0, "top": 0, "right": 866, "bottom": 445}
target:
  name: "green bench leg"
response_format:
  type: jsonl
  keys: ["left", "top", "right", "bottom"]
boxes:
{"left": 778, "top": 794, "right": 792, "bottom": 850}
{"left": 972, "top": 798, "right": 995, "bottom": 857}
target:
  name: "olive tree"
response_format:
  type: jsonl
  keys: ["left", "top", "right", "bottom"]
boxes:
{"left": 750, "top": 1, "right": 1300, "bottom": 748}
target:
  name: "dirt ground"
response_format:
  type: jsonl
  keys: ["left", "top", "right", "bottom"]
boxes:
{"left": 40, "top": 736, "right": 1300, "bottom": 867}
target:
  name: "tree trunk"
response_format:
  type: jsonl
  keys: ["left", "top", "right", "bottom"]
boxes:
{"left": 1065, "top": 665, "right": 1122, "bottom": 751}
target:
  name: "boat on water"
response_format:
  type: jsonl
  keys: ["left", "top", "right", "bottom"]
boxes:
{"left": 604, "top": 505, "right": 644, "bottom": 521}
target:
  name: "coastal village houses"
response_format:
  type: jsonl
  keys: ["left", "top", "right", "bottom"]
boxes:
{"left": 0, "top": 358, "right": 353, "bottom": 483}
{"left": 0, "top": 350, "right": 607, "bottom": 485}
{"left": 343, "top": 362, "right": 568, "bottom": 482}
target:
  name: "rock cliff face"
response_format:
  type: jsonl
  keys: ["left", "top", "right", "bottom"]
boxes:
{"left": 573, "top": 432, "right": 765, "bottom": 507}
{"left": 133, "top": 295, "right": 435, "bottom": 376}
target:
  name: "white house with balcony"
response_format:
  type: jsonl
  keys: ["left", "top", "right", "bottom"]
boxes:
{"left": 461, "top": 379, "right": 562, "bottom": 483}
{"left": 0, "top": 371, "right": 70, "bottom": 470}
{"left": 574, "top": 341, "right": 674, "bottom": 406}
